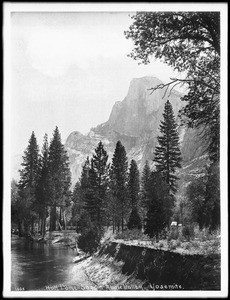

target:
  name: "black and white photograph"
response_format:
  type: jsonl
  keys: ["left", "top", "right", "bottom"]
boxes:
{"left": 3, "top": 2, "right": 228, "bottom": 298}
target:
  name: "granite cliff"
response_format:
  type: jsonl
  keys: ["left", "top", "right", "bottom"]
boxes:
{"left": 65, "top": 76, "right": 206, "bottom": 189}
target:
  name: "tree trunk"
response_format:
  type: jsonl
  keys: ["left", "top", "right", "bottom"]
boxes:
{"left": 41, "top": 207, "right": 46, "bottom": 237}
{"left": 31, "top": 218, "right": 34, "bottom": 234}
{"left": 63, "top": 210, "right": 66, "bottom": 230}
{"left": 50, "top": 204, "right": 56, "bottom": 231}
{"left": 59, "top": 207, "right": 62, "bottom": 231}
{"left": 121, "top": 211, "right": 124, "bottom": 232}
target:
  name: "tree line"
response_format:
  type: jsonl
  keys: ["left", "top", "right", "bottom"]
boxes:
{"left": 11, "top": 127, "right": 71, "bottom": 237}
{"left": 11, "top": 99, "right": 220, "bottom": 243}
{"left": 71, "top": 100, "right": 183, "bottom": 244}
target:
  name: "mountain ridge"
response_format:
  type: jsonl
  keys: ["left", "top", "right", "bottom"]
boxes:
{"left": 65, "top": 76, "right": 205, "bottom": 188}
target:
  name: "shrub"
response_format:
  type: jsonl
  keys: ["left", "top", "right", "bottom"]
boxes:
{"left": 191, "top": 240, "right": 200, "bottom": 249}
{"left": 77, "top": 226, "right": 102, "bottom": 254}
{"left": 182, "top": 224, "right": 195, "bottom": 241}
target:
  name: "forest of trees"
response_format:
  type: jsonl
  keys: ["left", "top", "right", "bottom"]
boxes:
{"left": 70, "top": 100, "right": 184, "bottom": 241}
{"left": 11, "top": 127, "right": 72, "bottom": 237}
{"left": 11, "top": 96, "right": 220, "bottom": 244}
{"left": 11, "top": 12, "right": 220, "bottom": 248}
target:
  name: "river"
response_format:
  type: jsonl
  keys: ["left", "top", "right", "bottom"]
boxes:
{"left": 11, "top": 235, "right": 93, "bottom": 291}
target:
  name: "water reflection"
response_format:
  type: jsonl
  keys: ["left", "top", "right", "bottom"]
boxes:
{"left": 11, "top": 236, "right": 76, "bottom": 291}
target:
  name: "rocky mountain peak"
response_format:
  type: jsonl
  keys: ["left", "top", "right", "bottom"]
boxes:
{"left": 65, "top": 76, "right": 205, "bottom": 187}
{"left": 94, "top": 76, "right": 183, "bottom": 138}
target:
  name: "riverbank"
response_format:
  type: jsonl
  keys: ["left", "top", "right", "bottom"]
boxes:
{"left": 12, "top": 229, "right": 221, "bottom": 291}
{"left": 76, "top": 241, "right": 220, "bottom": 290}
{"left": 22, "top": 230, "right": 79, "bottom": 248}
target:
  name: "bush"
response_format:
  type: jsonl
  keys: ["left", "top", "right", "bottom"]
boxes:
{"left": 182, "top": 225, "right": 195, "bottom": 241}
{"left": 77, "top": 226, "right": 102, "bottom": 254}
{"left": 191, "top": 240, "right": 200, "bottom": 249}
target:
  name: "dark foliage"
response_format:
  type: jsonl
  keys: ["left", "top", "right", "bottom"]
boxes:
{"left": 85, "top": 141, "right": 109, "bottom": 226}
{"left": 127, "top": 208, "right": 142, "bottom": 230}
{"left": 144, "top": 171, "right": 172, "bottom": 240}
{"left": 48, "top": 127, "right": 71, "bottom": 230}
{"left": 186, "top": 162, "right": 220, "bottom": 230}
{"left": 128, "top": 159, "right": 140, "bottom": 209}
{"left": 109, "top": 141, "right": 129, "bottom": 232}
{"left": 77, "top": 225, "right": 102, "bottom": 254}
{"left": 154, "top": 100, "right": 182, "bottom": 195}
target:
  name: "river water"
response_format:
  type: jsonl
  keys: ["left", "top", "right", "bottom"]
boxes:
{"left": 11, "top": 235, "right": 79, "bottom": 291}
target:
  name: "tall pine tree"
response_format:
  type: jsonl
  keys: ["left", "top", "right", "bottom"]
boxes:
{"left": 85, "top": 142, "right": 109, "bottom": 227}
{"left": 127, "top": 159, "right": 142, "bottom": 230}
{"left": 18, "top": 131, "right": 40, "bottom": 235}
{"left": 141, "top": 160, "right": 151, "bottom": 209}
{"left": 144, "top": 171, "right": 171, "bottom": 241}
{"left": 204, "top": 162, "right": 220, "bottom": 230}
{"left": 140, "top": 160, "right": 151, "bottom": 224}
{"left": 35, "top": 134, "right": 50, "bottom": 236}
{"left": 71, "top": 157, "right": 90, "bottom": 228}
{"left": 128, "top": 159, "right": 140, "bottom": 209}
{"left": 91, "top": 141, "right": 109, "bottom": 226}
{"left": 80, "top": 156, "right": 90, "bottom": 189}
{"left": 154, "top": 100, "right": 182, "bottom": 195}
{"left": 85, "top": 158, "right": 98, "bottom": 223}
{"left": 109, "top": 141, "right": 128, "bottom": 232}
{"left": 48, "top": 127, "right": 71, "bottom": 231}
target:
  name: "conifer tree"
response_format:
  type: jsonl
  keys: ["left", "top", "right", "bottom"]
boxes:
{"left": 71, "top": 157, "right": 90, "bottom": 228}
{"left": 154, "top": 100, "right": 182, "bottom": 195}
{"left": 110, "top": 141, "right": 128, "bottom": 232}
{"left": 92, "top": 141, "right": 109, "bottom": 225}
{"left": 204, "top": 162, "right": 220, "bottom": 230}
{"left": 18, "top": 131, "right": 40, "bottom": 235}
{"left": 11, "top": 179, "right": 22, "bottom": 235}
{"left": 141, "top": 160, "right": 151, "bottom": 209}
{"left": 48, "top": 127, "right": 71, "bottom": 231}
{"left": 144, "top": 171, "right": 170, "bottom": 241}
{"left": 85, "top": 142, "right": 109, "bottom": 227}
{"left": 186, "top": 162, "right": 220, "bottom": 230}
{"left": 128, "top": 159, "right": 140, "bottom": 209}
{"left": 85, "top": 158, "right": 98, "bottom": 223}
{"left": 80, "top": 156, "right": 90, "bottom": 189}
{"left": 139, "top": 160, "right": 151, "bottom": 225}
{"left": 71, "top": 181, "right": 85, "bottom": 227}
{"left": 35, "top": 134, "right": 50, "bottom": 236}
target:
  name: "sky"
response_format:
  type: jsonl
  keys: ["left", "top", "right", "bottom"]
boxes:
{"left": 9, "top": 10, "right": 183, "bottom": 157}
